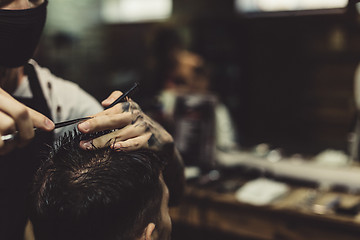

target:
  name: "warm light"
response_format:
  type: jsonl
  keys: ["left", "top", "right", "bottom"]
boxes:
{"left": 101, "top": 0, "right": 172, "bottom": 23}
{"left": 235, "top": 0, "right": 348, "bottom": 13}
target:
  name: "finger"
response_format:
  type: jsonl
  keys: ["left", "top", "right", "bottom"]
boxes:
{"left": 0, "top": 89, "right": 53, "bottom": 131}
{"left": 0, "top": 111, "right": 16, "bottom": 134}
{"left": 79, "top": 131, "right": 116, "bottom": 150}
{"left": 93, "top": 101, "right": 139, "bottom": 120}
{"left": 0, "top": 94, "right": 36, "bottom": 144}
{"left": 101, "top": 90, "right": 123, "bottom": 107}
{"left": 85, "top": 103, "right": 127, "bottom": 122}
{"left": 0, "top": 111, "right": 28, "bottom": 149}
{"left": 27, "top": 107, "right": 54, "bottom": 131}
{"left": 90, "top": 123, "right": 149, "bottom": 149}
{"left": 111, "top": 132, "right": 153, "bottom": 151}
{"left": 79, "top": 130, "right": 119, "bottom": 150}
{"left": 77, "top": 112, "right": 134, "bottom": 133}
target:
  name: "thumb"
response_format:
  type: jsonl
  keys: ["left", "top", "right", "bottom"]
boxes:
{"left": 101, "top": 91, "right": 123, "bottom": 107}
{"left": 27, "top": 107, "right": 55, "bottom": 131}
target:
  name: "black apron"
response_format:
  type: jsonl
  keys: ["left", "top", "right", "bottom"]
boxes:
{"left": 0, "top": 63, "right": 54, "bottom": 240}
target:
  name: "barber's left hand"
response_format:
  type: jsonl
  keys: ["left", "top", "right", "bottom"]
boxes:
{"left": 78, "top": 91, "right": 173, "bottom": 152}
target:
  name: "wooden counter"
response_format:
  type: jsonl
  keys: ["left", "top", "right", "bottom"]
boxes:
{"left": 170, "top": 182, "right": 360, "bottom": 240}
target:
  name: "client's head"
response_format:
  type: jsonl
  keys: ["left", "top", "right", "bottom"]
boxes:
{"left": 28, "top": 132, "right": 171, "bottom": 240}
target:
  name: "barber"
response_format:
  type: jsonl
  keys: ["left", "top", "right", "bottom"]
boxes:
{"left": 0, "top": 1, "right": 184, "bottom": 239}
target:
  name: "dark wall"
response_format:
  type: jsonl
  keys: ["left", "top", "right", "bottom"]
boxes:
{"left": 238, "top": 15, "right": 358, "bottom": 154}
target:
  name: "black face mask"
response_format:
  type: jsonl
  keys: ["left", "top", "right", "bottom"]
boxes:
{"left": 0, "top": 0, "right": 48, "bottom": 68}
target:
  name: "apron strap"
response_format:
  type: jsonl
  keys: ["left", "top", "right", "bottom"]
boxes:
{"left": 23, "top": 63, "right": 52, "bottom": 119}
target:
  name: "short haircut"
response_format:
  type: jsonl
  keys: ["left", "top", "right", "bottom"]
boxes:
{"left": 28, "top": 131, "right": 166, "bottom": 240}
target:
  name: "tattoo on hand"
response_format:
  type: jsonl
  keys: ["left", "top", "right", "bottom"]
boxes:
{"left": 131, "top": 114, "right": 144, "bottom": 125}
{"left": 122, "top": 102, "right": 130, "bottom": 112}
{"left": 148, "top": 133, "right": 161, "bottom": 149}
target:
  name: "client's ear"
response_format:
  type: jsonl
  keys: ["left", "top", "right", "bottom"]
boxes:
{"left": 143, "top": 223, "right": 156, "bottom": 240}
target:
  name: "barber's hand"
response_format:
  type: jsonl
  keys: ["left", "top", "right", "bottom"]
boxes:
{"left": 78, "top": 90, "right": 174, "bottom": 152}
{"left": 0, "top": 88, "right": 55, "bottom": 155}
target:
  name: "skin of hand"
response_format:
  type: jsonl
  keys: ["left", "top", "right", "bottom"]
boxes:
{"left": 78, "top": 90, "right": 174, "bottom": 152}
{"left": 0, "top": 88, "right": 55, "bottom": 155}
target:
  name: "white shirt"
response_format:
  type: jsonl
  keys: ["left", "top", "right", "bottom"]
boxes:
{"left": 13, "top": 60, "right": 103, "bottom": 140}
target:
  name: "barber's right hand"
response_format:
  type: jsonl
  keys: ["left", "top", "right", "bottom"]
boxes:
{"left": 0, "top": 88, "right": 54, "bottom": 155}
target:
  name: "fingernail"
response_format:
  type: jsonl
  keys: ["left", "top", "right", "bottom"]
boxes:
{"left": 81, "top": 140, "right": 93, "bottom": 150}
{"left": 79, "top": 121, "right": 90, "bottom": 132}
{"left": 45, "top": 118, "right": 55, "bottom": 129}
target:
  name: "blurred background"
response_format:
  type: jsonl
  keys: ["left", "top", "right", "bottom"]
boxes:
{"left": 34, "top": 0, "right": 360, "bottom": 156}
{"left": 33, "top": 1, "right": 360, "bottom": 239}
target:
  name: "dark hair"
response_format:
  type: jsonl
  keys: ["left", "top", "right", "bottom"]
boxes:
{"left": 28, "top": 131, "right": 166, "bottom": 240}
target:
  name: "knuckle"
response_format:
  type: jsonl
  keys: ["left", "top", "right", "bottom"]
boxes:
{"left": 143, "top": 122, "right": 151, "bottom": 131}
{"left": 131, "top": 114, "right": 143, "bottom": 125}
{"left": 14, "top": 106, "right": 30, "bottom": 120}
{"left": 120, "top": 102, "right": 131, "bottom": 113}
{"left": 133, "top": 109, "right": 142, "bottom": 118}
{"left": 131, "top": 101, "right": 138, "bottom": 108}
{"left": 133, "top": 140, "right": 140, "bottom": 147}
{"left": 129, "top": 101, "right": 140, "bottom": 110}
{"left": 114, "top": 103, "right": 123, "bottom": 113}
{"left": 93, "top": 138, "right": 106, "bottom": 148}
